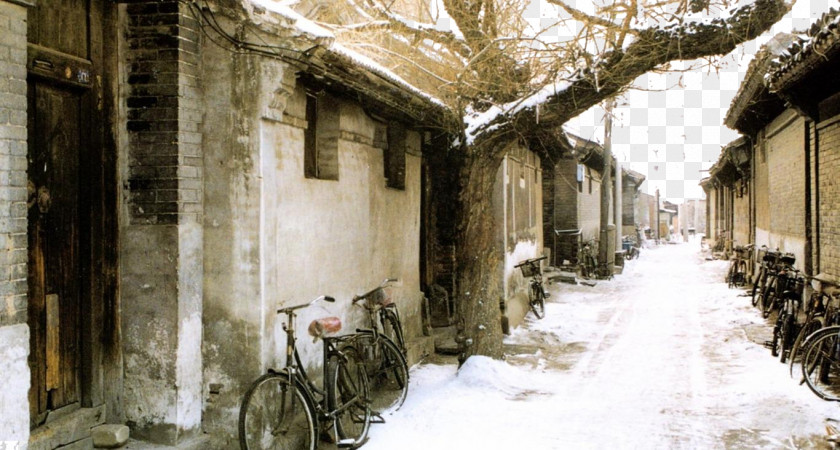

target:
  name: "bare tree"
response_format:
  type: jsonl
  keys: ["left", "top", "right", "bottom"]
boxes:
{"left": 300, "top": 0, "right": 792, "bottom": 358}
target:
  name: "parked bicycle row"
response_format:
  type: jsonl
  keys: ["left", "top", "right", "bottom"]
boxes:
{"left": 239, "top": 279, "right": 408, "bottom": 450}
{"left": 728, "top": 245, "right": 840, "bottom": 403}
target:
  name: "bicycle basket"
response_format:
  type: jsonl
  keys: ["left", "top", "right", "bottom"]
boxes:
{"left": 519, "top": 262, "right": 540, "bottom": 278}
{"left": 734, "top": 246, "right": 749, "bottom": 259}
{"left": 781, "top": 253, "right": 796, "bottom": 266}
{"left": 763, "top": 251, "right": 780, "bottom": 263}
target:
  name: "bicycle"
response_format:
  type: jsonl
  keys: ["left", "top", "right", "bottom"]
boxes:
{"left": 726, "top": 244, "right": 752, "bottom": 289}
{"left": 788, "top": 273, "right": 840, "bottom": 375}
{"left": 578, "top": 240, "right": 598, "bottom": 280}
{"left": 760, "top": 252, "right": 797, "bottom": 318}
{"left": 751, "top": 247, "right": 780, "bottom": 308}
{"left": 239, "top": 295, "right": 371, "bottom": 450}
{"left": 622, "top": 235, "right": 640, "bottom": 260}
{"left": 796, "top": 274, "right": 840, "bottom": 401}
{"left": 351, "top": 280, "right": 410, "bottom": 415}
{"left": 767, "top": 268, "right": 805, "bottom": 361}
{"left": 514, "top": 255, "right": 549, "bottom": 319}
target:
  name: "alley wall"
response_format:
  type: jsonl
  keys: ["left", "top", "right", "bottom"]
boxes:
{"left": 0, "top": 1, "right": 33, "bottom": 446}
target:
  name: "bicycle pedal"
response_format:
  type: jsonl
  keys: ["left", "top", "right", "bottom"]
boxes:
{"left": 763, "top": 341, "right": 774, "bottom": 349}
{"left": 337, "top": 438, "right": 357, "bottom": 449}
{"left": 370, "top": 412, "right": 386, "bottom": 424}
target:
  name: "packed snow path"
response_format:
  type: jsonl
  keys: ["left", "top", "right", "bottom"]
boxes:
{"left": 365, "top": 240, "right": 839, "bottom": 449}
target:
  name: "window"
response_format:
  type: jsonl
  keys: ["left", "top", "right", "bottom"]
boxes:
{"left": 304, "top": 91, "right": 339, "bottom": 180}
{"left": 384, "top": 121, "right": 406, "bottom": 190}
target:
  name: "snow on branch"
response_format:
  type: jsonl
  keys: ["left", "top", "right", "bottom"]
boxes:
{"left": 465, "top": 0, "right": 791, "bottom": 145}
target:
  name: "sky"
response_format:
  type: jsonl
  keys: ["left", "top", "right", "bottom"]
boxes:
{"left": 547, "top": 0, "right": 836, "bottom": 202}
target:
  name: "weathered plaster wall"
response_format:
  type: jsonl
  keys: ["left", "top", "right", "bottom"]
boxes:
{"left": 200, "top": 42, "right": 426, "bottom": 442}
{"left": 733, "top": 185, "right": 751, "bottom": 247}
{"left": 496, "top": 147, "right": 544, "bottom": 329}
{"left": 0, "top": 324, "right": 29, "bottom": 446}
{"left": 0, "top": 1, "right": 30, "bottom": 445}
{"left": 579, "top": 167, "right": 602, "bottom": 244}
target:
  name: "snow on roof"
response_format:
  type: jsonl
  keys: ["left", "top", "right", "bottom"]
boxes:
{"left": 248, "top": 0, "right": 447, "bottom": 110}
{"left": 249, "top": 0, "right": 334, "bottom": 39}
{"left": 328, "top": 44, "right": 448, "bottom": 108}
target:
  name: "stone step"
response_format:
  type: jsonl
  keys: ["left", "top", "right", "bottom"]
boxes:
{"left": 92, "top": 424, "right": 129, "bottom": 449}
{"left": 30, "top": 405, "right": 106, "bottom": 450}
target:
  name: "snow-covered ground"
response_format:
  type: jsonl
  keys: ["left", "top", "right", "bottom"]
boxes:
{"left": 364, "top": 238, "right": 839, "bottom": 449}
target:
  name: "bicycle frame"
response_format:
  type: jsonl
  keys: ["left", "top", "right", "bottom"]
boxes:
{"left": 275, "top": 300, "right": 367, "bottom": 446}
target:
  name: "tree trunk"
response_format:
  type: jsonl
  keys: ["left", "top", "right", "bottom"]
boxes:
{"left": 456, "top": 140, "right": 507, "bottom": 360}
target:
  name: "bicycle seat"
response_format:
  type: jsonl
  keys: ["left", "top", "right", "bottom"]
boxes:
{"left": 308, "top": 317, "right": 342, "bottom": 339}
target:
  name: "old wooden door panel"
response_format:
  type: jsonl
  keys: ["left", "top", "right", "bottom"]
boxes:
{"left": 27, "top": 82, "right": 83, "bottom": 423}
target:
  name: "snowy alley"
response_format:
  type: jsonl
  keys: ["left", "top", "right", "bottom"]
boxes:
{"left": 363, "top": 240, "right": 840, "bottom": 450}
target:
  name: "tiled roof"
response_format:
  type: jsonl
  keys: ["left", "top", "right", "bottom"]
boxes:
{"left": 768, "top": 8, "right": 840, "bottom": 89}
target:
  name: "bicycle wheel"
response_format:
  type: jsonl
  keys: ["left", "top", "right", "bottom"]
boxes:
{"left": 529, "top": 283, "right": 545, "bottom": 319}
{"left": 789, "top": 316, "right": 825, "bottom": 376}
{"left": 761, "top": 276, "right": 778, "bottom": 318}
{"left": 327, "top": 352, "right": 371, "bottom": 447}
{"left": 779, "top": 310, "right": 795, "bottom": 363}
{"left": 736, "top": 261, "right": 748, "bottom": 287}
{"left": 751, "top": 269, "right": 765, "bottom": 307}
{"left": 801, "top": 326, "right": 840, "bottom": 401}
{"left": 239, "top": 372, "right": 316, "bottom": 450}
{"left": 770, "top": 313, "right": 782, "bottom": 357}
{"left": 726, "top": 261, "right": 736, "bottom": 288}
{"left": 354, "top": 333, "right": 409, "bottom": 414}
{"left": 381, "top": 307, "right": 406, "bottom": 355}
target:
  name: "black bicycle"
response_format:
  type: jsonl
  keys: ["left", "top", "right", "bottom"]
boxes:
{"left": 726, "top": 244, "right": 751, "bottom": 288}
{"left": 239, "top": 295, "right": 371, "bottom": 450}
{"left": 767, "top": 268, "right": 804, "bottom": 362}
{"left": 751, "top": 247, "right": 780, "bottom": 307}
{"left": 514, "top": 256, "right": 549, "bottom": 319}
{"left": 352, "top": 280, "right": 410, "bottom": 415}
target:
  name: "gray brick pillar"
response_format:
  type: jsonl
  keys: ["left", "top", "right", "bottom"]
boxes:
{"left": 0, "top": 0, "right": 32, "bottom": 446}
{"left": 121, "top": 1, "right": 204, "bottom": 444}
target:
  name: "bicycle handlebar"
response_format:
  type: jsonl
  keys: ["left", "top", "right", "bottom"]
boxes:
{"left": 353, "top": 278, "right": 398, "bottom": 303}
{"left": 514, "top": 256, "right": 547, "bottom": 268}
{"left": 277, "top": 295, "right": 335, "bottom": 315}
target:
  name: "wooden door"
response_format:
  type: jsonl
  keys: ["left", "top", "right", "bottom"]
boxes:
{"left": 27, "top": 81, "right": 84, "bottom": 426}
{"left": 26, "top": 0, "right": 95, "bottom": 427}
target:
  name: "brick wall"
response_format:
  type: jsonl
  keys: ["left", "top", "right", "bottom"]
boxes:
{"left": 126, "top": 0, "right": 202, "bottom": 225}
{"left": 122, "top": 1, "right": 204, "bottom": 443}
{"left": 754, "top": 130, "right": 770, "bottom": 236}
{"left": 0, "top": 0, "right": 29, "bottom": 327}
{"left": 0, "top": 2, "right": 31, "bottom": 446}
{"left": 818, "top": 114, "right": 840, "bottom": 277}
{"left": 767, "top": 113, "right": 805, "bottom": 239}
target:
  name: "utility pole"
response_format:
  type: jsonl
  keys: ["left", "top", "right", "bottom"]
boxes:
{"left": 655, "top": 188, "right": 661, "bottom": 242}
{"left": 599, "top": 100, "right": 615, "bottom": 271}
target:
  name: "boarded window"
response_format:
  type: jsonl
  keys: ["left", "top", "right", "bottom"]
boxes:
{"left": 384, "top": 121, "right": 406, "bottom": 190}
{"left": 304, "top": 92, "right": 339, "bottom": 180}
